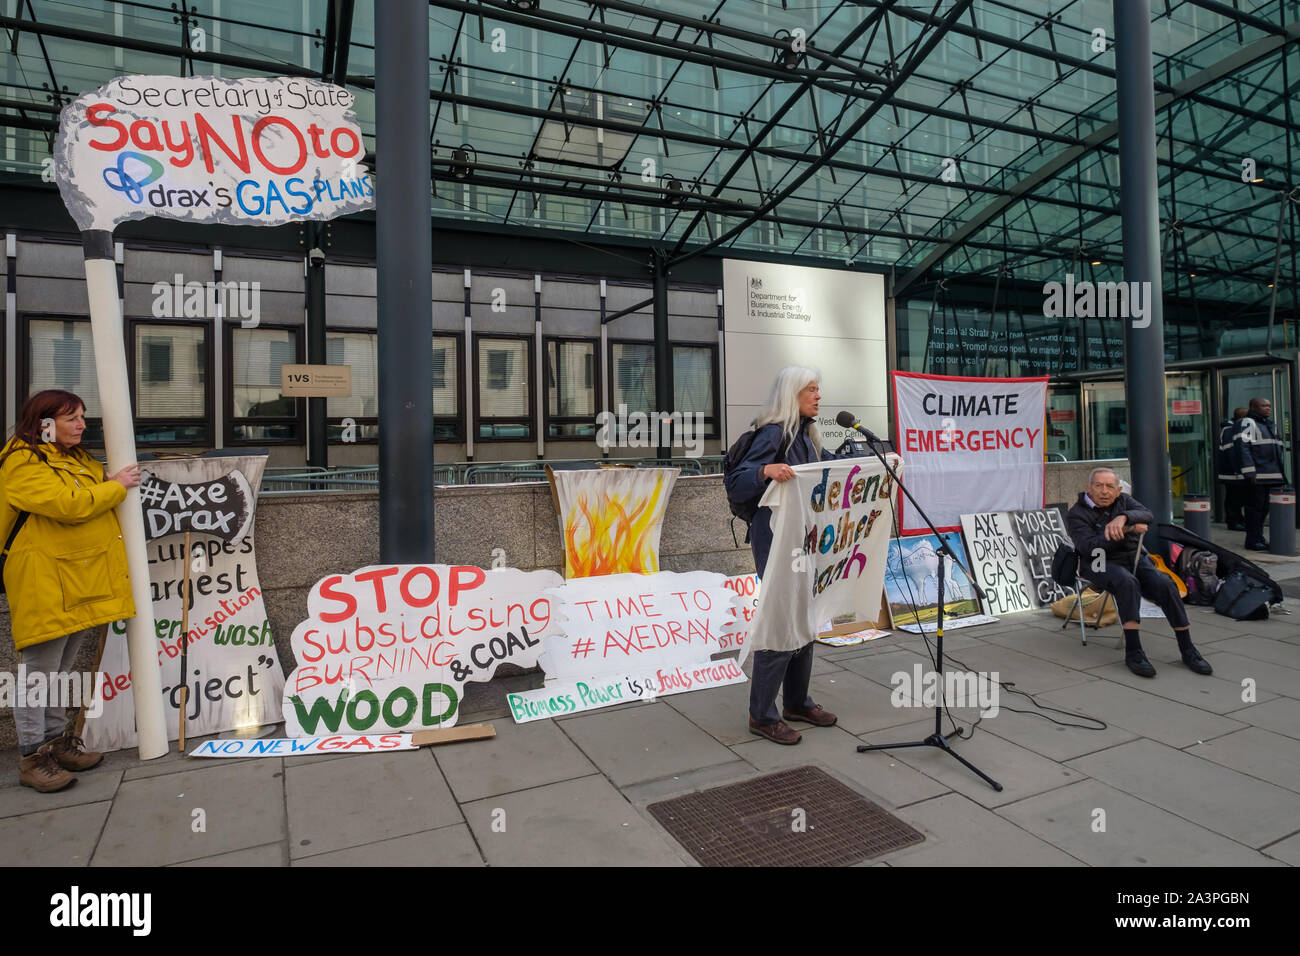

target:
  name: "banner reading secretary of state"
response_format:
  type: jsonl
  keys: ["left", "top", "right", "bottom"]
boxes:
{"left": 747, "top": 456, "right": 900, "bottom": 658}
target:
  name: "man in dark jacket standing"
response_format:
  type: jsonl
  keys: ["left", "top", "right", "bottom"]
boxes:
{"left": 1235, "top": 397, "right": 1288, "bottom": 551}
{"left": 1217, "top": 407, "right": 1248, "bottom": 531}
{"left": 1065, "top": 467, "right": 1212, "bottom": 679}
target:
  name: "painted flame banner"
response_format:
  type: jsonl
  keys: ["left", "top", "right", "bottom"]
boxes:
{"left": 552, "top": 468, "right": 678, "bottom": 578}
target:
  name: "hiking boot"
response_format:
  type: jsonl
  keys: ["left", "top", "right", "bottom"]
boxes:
{"left": 19, "top": 745, "right": 75, "bottom": 793}
{"left": 748, "top": 718, "right": 801, "bottom": 745}
{"left": 1125, "top": 649, "right": 1157, "bottom": 678}
{"left": 48, "top": 733, "right": 103, "bottom": 771}
{"left": 782, "top": 703, "right": 838, "bottom": 727}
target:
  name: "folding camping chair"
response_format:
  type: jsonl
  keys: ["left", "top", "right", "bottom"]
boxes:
{"left": 1057, "top": 540, "right": 1144, "bottom": 646}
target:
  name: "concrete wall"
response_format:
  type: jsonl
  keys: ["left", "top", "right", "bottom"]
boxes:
{"left": 0, "top": 460, "right": 1127, "bottom": 750}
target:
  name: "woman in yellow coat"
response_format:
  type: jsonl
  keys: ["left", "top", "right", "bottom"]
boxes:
{"left": 1, "top": 390, "right": 139, "bottom": 792}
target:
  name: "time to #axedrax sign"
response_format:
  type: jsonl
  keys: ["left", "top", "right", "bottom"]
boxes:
{"left": 55, "top": 75, "right": 374, "bottom": 230}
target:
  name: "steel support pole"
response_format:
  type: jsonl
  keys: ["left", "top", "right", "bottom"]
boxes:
{"left": 305, "top": 221, "right": 327, "bottom": 470}
{"left": 652, "top": 252, "right": 671, "bottom": 459}
{"left": 1113, "top": 1, "right": 1173, "bottom": 541}
{"left": 376, "top": 0, "right": 434, "bottom": 562}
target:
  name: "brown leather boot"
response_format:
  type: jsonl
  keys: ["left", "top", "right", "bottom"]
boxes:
{"left": 748, "top": 718, "right": 801, "bottom": 745}
{"left": 47, "top": 733, "right": 103, "bottom": 771}
{"left": 19, "top": 745, "right": 76, "bottom": 792}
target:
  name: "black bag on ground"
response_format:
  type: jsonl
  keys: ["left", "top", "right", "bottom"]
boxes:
{"left": 1214, "top": 571, "right": 1272, "bottom": 621}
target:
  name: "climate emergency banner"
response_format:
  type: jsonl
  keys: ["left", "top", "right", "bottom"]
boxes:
{"left": 508, "top": 571, "right": 745, "bottom": 723}
{"left": 84, "top": 455, "right": 282, "bottom": 753}
{"left": 54, "top": 75, "right": 374, "bottom": 231}
{"left": 747, "top": 456, "right": 898, "bottom": 657}
{"left": 283, "top": 566, "right": 563, "bottom": 735}
{"left": 892, "top": 372, "right": 1048, "bottom": 534}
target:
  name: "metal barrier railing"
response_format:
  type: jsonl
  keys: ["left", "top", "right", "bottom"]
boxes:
{"left": 258, "top": 457, "right": 721, "bottom": 495}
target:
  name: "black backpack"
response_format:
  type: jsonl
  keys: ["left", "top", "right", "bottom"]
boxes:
{"left": 1214, "top": 571, "right": 1272, "bottom": 621}
{"left": 1050, "top": 541, "right": 1078, "bottom": 590}
{"left": 723, "top": 427, "right": 791, "bottom": 543}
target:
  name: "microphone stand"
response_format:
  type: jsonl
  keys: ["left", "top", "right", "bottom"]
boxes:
{"left": 849, "top": 424, "right": 1003, "bottom": 792}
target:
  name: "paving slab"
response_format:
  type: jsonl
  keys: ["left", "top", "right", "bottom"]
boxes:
{"left": 1038, "top": 680, "right": 1248, "bottom": 749}
{"left": 817, "top": 635, "right": 925, "bottom": 661}
{"left": 0, "top": 800, "right": 110, "bottom": 866}
{"left": 92, "top": 760, "right": 284, "bottom": 865}
{"left": 810, "top": 653, "right": 845, "bottom": 675}
{"left": 831, "top": 646, "right": 937, "bottom": 689}
{"left": 1199, "top": 651, "right": 1300, "bottom": 701}
{"left": 464, "top": 775, "right": 687, "bottom": 866}
{"left": 1262, "top": 832, "right": 1300, "bottom": 866}
{"left": 878, "top": 793, "right": 1081, "bottom": 866}
{"left": 171, "top": 842, "right": 286, "bottom": 866}
{"left": 433, "top": 717, "right": 597, "bottom": 802}
{"left": 1186, "top": 727, "right": 1300, "bottom": 793}
{"left": 976, "top": 624, "right": 1126, "bottom": 671}
{"left": 730, "top": 724, "right": 950, "bottom": 808}
{"left": 1211, "top": 634, "right": 1300, "bottom": 669}
{"left": 661, "top": 678, "right": 757, "bottom": 746}
{"left": 286, "top": 749, "right": 461, "bottom": 859}
{"left": 619, "top": 760, "right": 760, "bottom": 804}
{"left": 293, "top": 824, "right": 483, "bottom": 866}
{"left": 935, "top": 642, "right": 1097, "bottom": 695}
{"left": 996, "top": 779, "right": 1280, "bottom": 866}
{"left": 1087, "top": 659, "right": 1275, "bottom": 714}
{"left": 1223, "top": 697, "right": 1300, "bottom": 740}
{"left": 1067, "top": 738, "right": 1300, "bottom": 848}
{"left": 978, "top": 704, "right": 1137, "bottom": 762}
{"left": 795, "top": 670, "right": 932, "bottom": 736}
{"left": 0, "top": 767, "right": 122, "bottom": 819}
{"left": 558, "top": 701, "right": 741, "bottom": 787}
{"left": 857, "top": 717, "right": 1082, "bottom": 809}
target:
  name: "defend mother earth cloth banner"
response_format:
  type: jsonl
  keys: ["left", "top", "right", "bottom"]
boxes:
{"left": 892, "top": 372, "right": 1048, "bottom": 534}
{"left": 747, "top": 456, "right": 898, "bottom": 656}
{"left": 84, "top": 455, "right": 282, "bottom": 752}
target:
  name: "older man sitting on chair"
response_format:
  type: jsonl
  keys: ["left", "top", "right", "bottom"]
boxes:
{"left": 1065, "top": 468, "right": 1211, "bottom": 679}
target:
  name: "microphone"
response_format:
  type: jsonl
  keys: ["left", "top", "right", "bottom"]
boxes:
{"left": 835, "top": 410, "right": 879, "bottom": 443}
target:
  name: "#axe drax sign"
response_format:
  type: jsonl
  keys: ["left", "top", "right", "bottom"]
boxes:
{"left": 137, "top": 469, "right": 256, "bottom": 543}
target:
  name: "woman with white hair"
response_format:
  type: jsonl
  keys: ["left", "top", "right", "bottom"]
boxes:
{"left": 724, "top": 366, "right": 859, "bottom": 745}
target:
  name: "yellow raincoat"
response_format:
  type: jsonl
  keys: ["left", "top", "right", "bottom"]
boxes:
{"left": 0, "top": 439, "right": 134, "bottom": 650}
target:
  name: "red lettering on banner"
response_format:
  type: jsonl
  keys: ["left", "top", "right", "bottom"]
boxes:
{"left": 317, "top": 575, "right": 357, "bottom": 623}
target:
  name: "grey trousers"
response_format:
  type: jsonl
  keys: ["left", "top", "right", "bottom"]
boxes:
{"left": 748, "top": 642, "right": 817, "bottom": 724}
{"left": 14, "top": 629, "right": 93, "bottom": 755}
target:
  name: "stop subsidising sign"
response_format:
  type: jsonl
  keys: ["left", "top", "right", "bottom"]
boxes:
{"left": 54, "top": 75, "right": 375, "bottom": 231}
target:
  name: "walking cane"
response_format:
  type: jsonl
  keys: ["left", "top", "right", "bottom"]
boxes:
{"left": 178, "top": 529, "right": 192, "bottom": 751}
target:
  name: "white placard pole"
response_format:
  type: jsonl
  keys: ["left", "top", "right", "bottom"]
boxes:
{"left": 81, "top": 230, "right": 167, "bottom": 760}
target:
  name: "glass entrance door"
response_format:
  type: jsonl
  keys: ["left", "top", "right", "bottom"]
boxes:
{"left": 1166, "top": 372, "right": 1211, "bottom": 507}
{"left": 1221, "top": 365, "right": 1292, "bottom": 452}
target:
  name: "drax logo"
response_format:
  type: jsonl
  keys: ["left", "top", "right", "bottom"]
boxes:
{"left": 101, "top": 151, "right": 163, "bottom": 203}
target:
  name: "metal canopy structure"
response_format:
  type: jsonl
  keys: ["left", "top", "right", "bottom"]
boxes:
{"left": 3, "top": 0, "right": 1300, "bottom": 312}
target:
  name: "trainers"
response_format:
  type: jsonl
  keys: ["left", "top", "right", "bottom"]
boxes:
{"left": 1125, "top": 649, "right": 1157, "bottom": 678}
{"left": 19, "top": 745, "right": 75, "bottom": 793}
{"left": 748, "top": 718, "right": 801, "bottom": 745}
{"left": 782, "top": 704, "right": 838, "bottom": 727}
{"left": 1181, "top": 646, "right": 1213, "bottom": 676}
{"left": 47, "top": 733, "right": 103, "bottom": 771}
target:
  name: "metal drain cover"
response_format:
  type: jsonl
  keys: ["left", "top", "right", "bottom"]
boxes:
{"left": 647, "top": 766, "right": 924, "bottom": 867}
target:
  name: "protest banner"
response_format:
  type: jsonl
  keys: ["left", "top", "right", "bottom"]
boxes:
{"left": 54, "top": 75, "right": 374, "bottom": 232}
{"left": 283, "top": 565, "right": 563, "bottom": 735}
{"left": 960, "top": 505, "right": 1075, "bottom": 615}
{"left": 190, "top": 734, "right": 415, "bottom": 758}
{"left": 747, "top": 457, "right": 898, "bottom": 656}
{"left": 718, "top": 572, "right": 759, "bottom": 657}
{"left": 508, "top": 571, "right": 743, "bottom": 722}
{"left": 884, "top": 532, "right": 995, "bottom": 632}
{"left": 550, "top": 468, "right": 677, "bottom": 577}
{"left": 892, "top": 372, "right": 1049, "bottom": 534}
{"left": 54, "top": 75, "right": 374, "bottom": 758}
{"left": 84, "top": 455, "right": 282, "bottom": 753}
